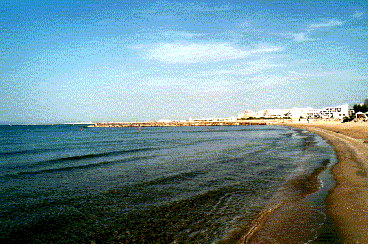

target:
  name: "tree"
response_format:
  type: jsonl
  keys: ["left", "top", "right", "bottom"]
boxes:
{"left": 353, "top": 104, "right": 368, "bottom": 113}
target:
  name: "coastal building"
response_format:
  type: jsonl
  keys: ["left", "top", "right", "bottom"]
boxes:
{"left": 253, "top": 105, "right": 351, "bottom": 120}
{"left": 278, "top": 107, "right": 322, "bottom": 119}
{"left": 200, "top": 103, "right": 352, "bottom": 122}
{"left": 256, "top": 110, "right": 266, "bottom": 118}
{"left": 319, "top": 104, "right": 349, "bottom": 119}
{"left": 237, "top": 110, "right": 256, "bottom": 119}
{"left": 157, "top": 119, "right": 173, "bottom": 123}
{"left": 265, "top": 109, "right": 284, "bottom": 118}
{"left": 305, "top": 108, "right": 322, "bottom": 119}
{"left": 214, "top": 117, "right": 237, "bottom": 122}
{"left": 189, "top": 117, "right": 237, "bottom": 122}
{"left": 287, "top": 107, "right": 310, "bottom": 119}
{"left": 189, "top": 118, "right": 212, "bottom": 122}
{"left": 255, "top": 109, "right": 290, "bottom": 118}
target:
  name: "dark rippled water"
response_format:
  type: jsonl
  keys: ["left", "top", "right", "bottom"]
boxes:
{"left": 0, "top": 125, "right": 338, "bottom": 243}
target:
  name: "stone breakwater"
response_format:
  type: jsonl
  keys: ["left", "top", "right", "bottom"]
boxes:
{"left": 90, "top": 120, "right": 267, "bottom": 128}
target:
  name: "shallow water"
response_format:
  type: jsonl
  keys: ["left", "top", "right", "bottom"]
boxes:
{"left": 0, "top": 125, "right": 337, "bottom": 243}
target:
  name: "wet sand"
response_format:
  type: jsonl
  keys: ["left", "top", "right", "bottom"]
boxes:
{"left": 242, "top": 159, "right": 334, "bottom": 244}
{"left": 279, "top": 121, "right": 368, "bottom": 243}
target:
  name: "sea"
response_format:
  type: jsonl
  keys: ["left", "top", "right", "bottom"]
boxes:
{"left": 0, "top": 124, "right": 340, "bottom": 243}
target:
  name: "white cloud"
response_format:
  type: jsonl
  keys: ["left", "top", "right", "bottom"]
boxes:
{"left": 146, "top": 43, "right": 281, "bottom": 64}
{"left": 163, "top": 31, "right": 204, "bottom": 39}
{"left": 292, "top": 19, "right": 343, "bottom": 42}
{"left": 292, "top": 33, "right": 315, "bottom": 42}
{"left": 309, "top": 20, "right": 343, "bottom": 30}
{"left": 352, "top": 11, "right": 364, "bottom": 19}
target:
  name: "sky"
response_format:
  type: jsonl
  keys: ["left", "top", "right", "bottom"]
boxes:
{"left": 1, "top": 0, "right": 367, "bottom": 123}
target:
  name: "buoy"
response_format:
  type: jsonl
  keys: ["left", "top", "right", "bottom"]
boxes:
{"left": 80, "top": 127, "right": 83, "bottom": 131}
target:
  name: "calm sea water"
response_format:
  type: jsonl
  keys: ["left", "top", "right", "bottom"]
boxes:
{"left": 0, "top": 125, "right": 338, "bottom": 243}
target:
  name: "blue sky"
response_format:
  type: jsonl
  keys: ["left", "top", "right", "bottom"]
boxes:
{"left": 1, "top": 0, "right": 367, "bottom": 123}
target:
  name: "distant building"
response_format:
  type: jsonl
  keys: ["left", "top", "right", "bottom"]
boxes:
{"left": 189, "top": 117, "right": 236, "bottom": 122}
{"left": 287, "top": 107, "right": 314, "bottom": 119}
{"left": 319, "top": 104, "right": 349, "bottom": 119}
{"left": 265, "top": 109, "right": 284, "bottom": 118}
{"left": 237, "top": 110, "right": 256, "bottom": 119}
{"left": 256, "top": 110, "right": 266, "bottom": 118}
{"left": 364, "top": 99, "right": 368, "bottom": 106}
{"left": 234, "top": 104, "right": 353, "bottom": 121}
{"left": 157, "top": 119, "right": 172, "bottom": 123}
{"left": 305, "top": 109, "right": 322, "bottom": 119}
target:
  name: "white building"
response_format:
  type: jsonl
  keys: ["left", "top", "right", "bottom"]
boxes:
{"left": 256, "top": 110, "right": 266, "bottom": 118}
{"left": 265, "top": 109, "right": 284, "bottom": 118}
{"left": 305, "top": 108, "right": 322, "bottom": 119}
{"left": 157, "top": 119, "right": 173, "bottom": 123}
{"left": 237, "top": 110, "right": 256, "bottom": 119}
{"left": 240, "top": 104, "right": 351, "bottom": 120}
{"left": 189, "top": 117, "right": 237, "bottom": 122}
{"left": 286, "top": 107, "right": 311, "bottom": 119}
{"left": 255, "top": 109, "right": 290, "bottom": 118}
{"left": 319, "top": 104, "right": 349, "bottom": 119}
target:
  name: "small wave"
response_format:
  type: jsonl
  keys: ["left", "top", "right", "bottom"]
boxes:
{"left": 52, "top": 147, "right": 153, "bottom": 162}
{"left": 4, "top": 156, "right": 155, "bottom": 178}
{"left": 240, "top": 159, "right": 331, "bottom": 243}
{"left": 1, "top": 147, "right": 154, "bottom": 177}
{"left": 18, "top": 147, "right": 153, "bottom": 170}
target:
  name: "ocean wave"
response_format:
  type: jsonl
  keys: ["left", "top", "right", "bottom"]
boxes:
{"left": 47, "top": 147, "right": 152, "bottom": 162}
{"left": 3, "top": 154, "right": 155, "bottom": 178}
{"left": 128, "top": 170, "right": 208, "bottom": 190}
{"left": 36, "top": 147, "right": 152, "bottom": 167}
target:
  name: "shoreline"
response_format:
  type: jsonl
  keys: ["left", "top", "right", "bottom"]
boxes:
{"left": 278, "top": 121, "right": 368, "bottom": 243}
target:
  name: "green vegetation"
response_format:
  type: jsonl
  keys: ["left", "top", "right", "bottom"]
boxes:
{"left": 353, "top": 104, "right": 368, "bottom": 113}
{"left": 343, "top": 116, "right": 353, "bottom": 123}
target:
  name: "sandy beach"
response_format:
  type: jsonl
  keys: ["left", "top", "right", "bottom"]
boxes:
{"left": 278, "top": 121, "right": 368, "bottom": 243}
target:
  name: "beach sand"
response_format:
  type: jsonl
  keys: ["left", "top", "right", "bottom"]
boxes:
{"left": 279, "top": 121, "right": 368, "bottom": 243}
